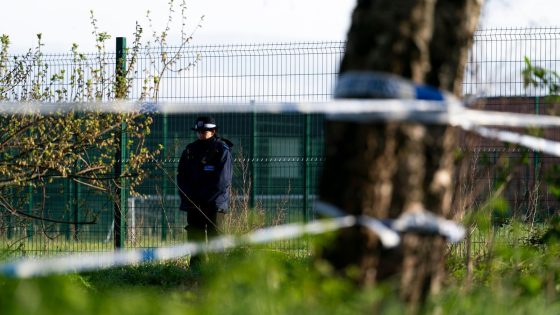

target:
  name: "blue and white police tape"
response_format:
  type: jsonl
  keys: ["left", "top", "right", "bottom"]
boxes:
{"left": 465, "top": 125, "right": 560, "bottom": 158}
{"left": 0, "top": 215, "right": 373, "bottom": 278}
{"left": 0, "top": 99, "right": 458, "bottom": 116}
{"left": 314, "top": 201, "right": 465, "bottom": 243}
{"left": 334, "top": 71, "right": 448, "bottom": 101}
{"left": 5, "top": 99, "right": 560, "bottom": 180}
{"left": 3, "top": 100, "right": 560, "bottom": 129}
{"left": 0, "top": 202, "right": 465, "bottom": 278}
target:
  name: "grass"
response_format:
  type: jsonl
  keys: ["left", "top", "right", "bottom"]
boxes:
{"left": 0, "top": 247, "right": 393, "bottom": 315}
{"left": 2, "top": 220, "right": 560, "bottom": 314}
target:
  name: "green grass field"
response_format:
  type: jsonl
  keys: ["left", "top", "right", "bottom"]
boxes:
{"left": 2, "top": 221, "right": 560, "bottom": 315}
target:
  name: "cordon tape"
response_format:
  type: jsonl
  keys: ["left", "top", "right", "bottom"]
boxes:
{"left": 0, "top": 201, "right": 464, "bottom": 278}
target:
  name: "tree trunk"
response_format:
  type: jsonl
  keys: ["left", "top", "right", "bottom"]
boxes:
{"left": 319, "top": 0, "right": 483, "bottom": 310}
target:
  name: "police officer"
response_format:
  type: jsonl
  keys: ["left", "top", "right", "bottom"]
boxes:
{"left": 177, "top": 116, "right": 233, "bottom": 242}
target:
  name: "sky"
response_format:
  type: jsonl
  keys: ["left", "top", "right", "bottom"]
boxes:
{"left": 0, "top": 0, "right": 559, "bottom": 53}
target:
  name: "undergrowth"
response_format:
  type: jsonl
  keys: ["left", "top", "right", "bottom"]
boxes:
{"left": 0, "top": 247, "right": 402, "bottom": 315}
{"left": 3, "top": 222, "right": 560, "bottom": 315}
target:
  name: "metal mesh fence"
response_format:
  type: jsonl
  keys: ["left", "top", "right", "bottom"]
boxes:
{"left": 465, "top": 27, "right": 560, "bottom": 97}
{"left": 2, "top": 28, "right": 560, "bottom": 256}
{"left": 462, "top": 27, "right": 560, "bottom": 221}
{"left": 131, "top": 42, "right": 343, "bottom": 102}
{"left": 0, "top": 41, "right": 341, "bottom": 255}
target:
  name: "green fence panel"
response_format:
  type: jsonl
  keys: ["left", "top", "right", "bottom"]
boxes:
{"left": 3, "top": 30, "right": 560, "bottom": 256}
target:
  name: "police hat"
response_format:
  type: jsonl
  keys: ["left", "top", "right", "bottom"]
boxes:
{"left": 191, "top": 116, "right": 218, "bottom": 131}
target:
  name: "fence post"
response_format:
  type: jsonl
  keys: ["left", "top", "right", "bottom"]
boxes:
{"left": 174, "top": 132, "right": 179, "bottom": 238}
{"left": 161, "top": 114, "right": 168, "bottom": 241}
{"left": 73, "top": 161, "right": 80, "bottom": 241}
{"left": 534, "top": 96, "right": 540, "bottom": 217}
{"left": 250, "top": 101, "right": 258, "bottom": 209}
{"left": 114, "top": 37, "right": 128, "bottom": 249}
{"left": 303, "top": 114, "right": 311, "bottom": 223}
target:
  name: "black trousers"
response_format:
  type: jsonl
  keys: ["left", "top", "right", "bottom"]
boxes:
{"left": 186, "top": 206, "right": 222, "bottom": 242}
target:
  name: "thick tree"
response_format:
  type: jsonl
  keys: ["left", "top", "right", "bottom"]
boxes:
{"left": 318, "top": 0, "right": 483, "bottom": 309}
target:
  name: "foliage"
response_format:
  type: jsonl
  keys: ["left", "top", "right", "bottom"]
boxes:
{"left": 523, "top": 59, "right": 560, "bottom": 219}
{"left": 3, "top": 228, "right": 560, "bottom": 314}
{"left": 438, "top": 219, "right": 560, "bottom": 315}
{"left": 221, "top": 150, "right": 288, "bottom": 236}
{"left": 0, "top": 0, "right": 201, "bottom": 233}
{"left": 523, "top": 56, "right": 560, "bottom": 102}
{"left": 0, "top": 248, "right": 404, "bottom": 315}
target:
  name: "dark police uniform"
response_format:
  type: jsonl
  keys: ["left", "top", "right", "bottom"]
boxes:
{"left": 177, "top": 132, "right": 233, "bottom": 241}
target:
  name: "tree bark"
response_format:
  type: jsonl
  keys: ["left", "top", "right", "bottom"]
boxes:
{"left": 319, "top": 0, "right": 483, "bottom": 310}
